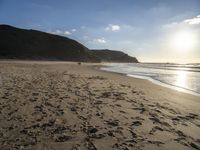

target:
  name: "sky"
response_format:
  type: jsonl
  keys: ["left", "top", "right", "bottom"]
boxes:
{"left": 0, "top": 0, "right": 200, "bottom": 63}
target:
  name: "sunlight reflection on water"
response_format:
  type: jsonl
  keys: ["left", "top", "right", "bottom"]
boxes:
{"left": 175, "top": 70, "right": 188, "bottom": 92}
{"left": 101, "top": 63, "right": 200, "bottom": 95}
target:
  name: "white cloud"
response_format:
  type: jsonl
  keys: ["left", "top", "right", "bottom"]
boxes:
{"left": 105, "top": 24, "right": 120, "bottom": 31}
{"left": 184, "top": 15, "right": 200, "bottom": 25}
{"left": 94, "top": 38, "right": 107, "bottom": 44}
{"left": 55, "top": 30, "right": 62, "bottom": 34}
{"left": 71, "top": 29, "right": 76, "bottom": 32}
{"left": 51, "top": 30, "right": 71, "bottom": 36}
{"left": 64, "top": 31, "right": 71, "bottom": 35}
{"left": 162, "top": 22, "right": 179, "bottom": 29}
{"left": 163, "top": 15, "right": 200, "bottom": 28}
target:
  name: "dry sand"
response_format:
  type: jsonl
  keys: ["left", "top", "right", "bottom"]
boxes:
{"left": 0, "top": 61, "right": 200, "bottom": 150}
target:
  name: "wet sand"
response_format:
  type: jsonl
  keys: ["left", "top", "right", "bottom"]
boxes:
{"left": 0, "top": 61, "right": 200, "bottom": 150}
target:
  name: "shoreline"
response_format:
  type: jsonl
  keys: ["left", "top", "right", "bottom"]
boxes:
{"left": 100, "top": 64, "right": 200, "bottom": 97}
{"left": 102, "top": 69, "right": 200, "bottom": 97}
{"left": 0, "top": 61, "right": 200, "bottom": 150}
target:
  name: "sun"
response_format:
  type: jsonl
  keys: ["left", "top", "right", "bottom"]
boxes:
{"left": 170, "top": 30, "right": 197, "bottom": 52}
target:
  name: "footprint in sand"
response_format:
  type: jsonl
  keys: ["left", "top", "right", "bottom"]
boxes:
{"left": 54, "top": 134, "right": 72, "bottom": 142}
{"left": 149, "top": 126, "right": 164, "bottom": 134}
{"left": 148, "top": 140, "right": 164, "bottom": 146}
{"left": 106, "top": 119, "right": 119, "bottom": 127}
{"left": 132, "top": 121, "right": 142, "bottom": 126}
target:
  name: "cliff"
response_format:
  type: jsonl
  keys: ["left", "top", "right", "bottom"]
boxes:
{"left": 0, "top": 25, "right": 138, "bottom": 63}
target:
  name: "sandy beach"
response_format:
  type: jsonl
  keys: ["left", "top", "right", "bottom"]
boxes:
{"left": 0, "top": 61, "right": 200, "bottom": 150}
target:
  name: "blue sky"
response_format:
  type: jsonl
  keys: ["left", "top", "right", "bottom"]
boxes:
{"left": 0, "top": 0, "right": 200, "bottom": 63}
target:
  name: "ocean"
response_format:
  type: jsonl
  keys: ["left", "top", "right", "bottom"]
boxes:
{"left": 101, "top": 63, "right": 200, "bottom": 96}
